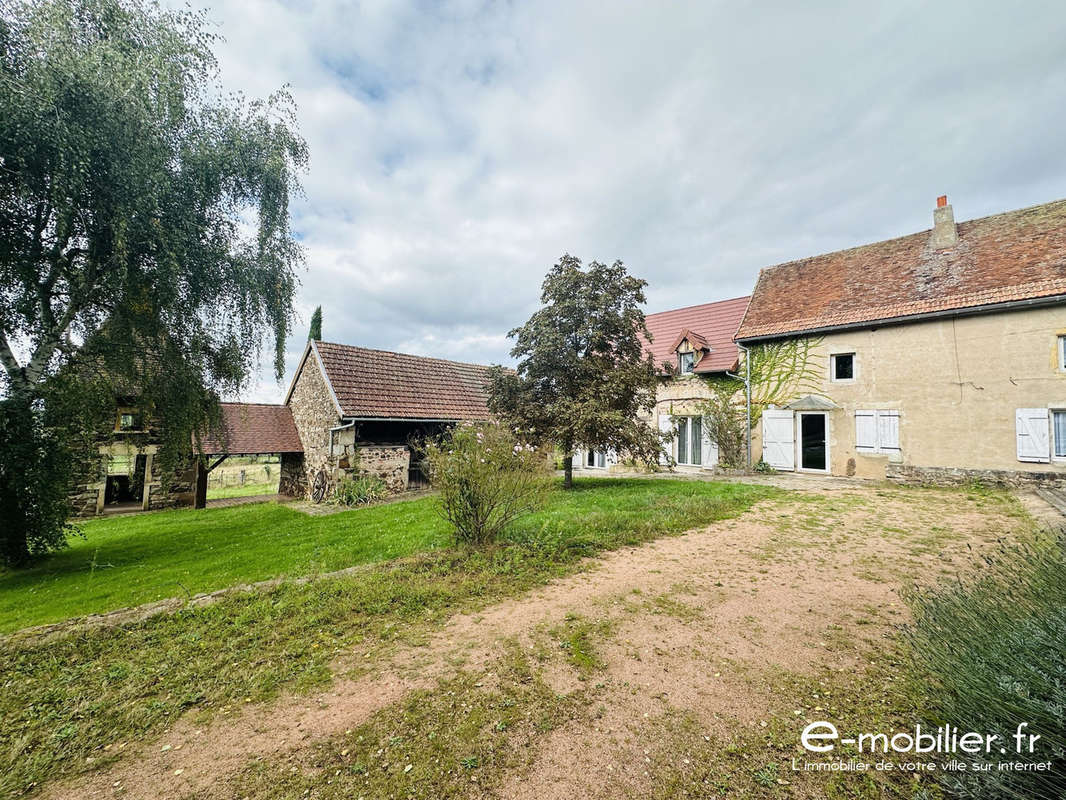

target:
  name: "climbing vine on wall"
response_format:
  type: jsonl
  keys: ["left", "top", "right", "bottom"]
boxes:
{"left": 696, "top": 337, "right": 824, "bottom": 468}
{"left": 745, "top": 337, "right": 825, "bottom": 421}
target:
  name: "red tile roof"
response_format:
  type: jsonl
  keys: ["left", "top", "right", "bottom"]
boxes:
{"left": 736, "top": 198, "right": 1066, "bottom": 340}
{"left": 199, "top": 403, "right": 303, "bottom": 455}
{"left": 643, "top": 296, "right": 751, "bottom": 374}
{"left": 313, "top": 341, "right": 495, "bottom": 421}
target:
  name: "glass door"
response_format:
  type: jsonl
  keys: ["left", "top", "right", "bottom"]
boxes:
{"left": 798, "top": 412, "right": 827, "bottom": 472}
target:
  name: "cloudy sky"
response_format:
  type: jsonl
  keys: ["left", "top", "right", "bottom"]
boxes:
{"left": 201, "top": 0, "right": 1066, "bottom": 401}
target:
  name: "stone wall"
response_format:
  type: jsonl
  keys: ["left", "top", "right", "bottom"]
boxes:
{"left": 69, "top": 443, "right": 196, "bottom": 517}
{"left": 356, "top": 445, "right": 410, "bottom": 492}
{"left": 887, "top": 463, "right": 1066, "bottom": 490}
{"left": 287, "top": 346, "right": 342, "bottom": 495}
{"left": 151, "top": 455, "right": 196, "bottom": 510}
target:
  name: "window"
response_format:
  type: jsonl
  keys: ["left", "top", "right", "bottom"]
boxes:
{"left": 831, "top": 353, "right": 855, "bottom": 381}
{"left": 585, "top": 449, "right": 606, "bottom": 468}
{"left": 1054, "top": 411, "right": 1066, "bottom": 460}
{"left": 1059, "top": 336, "right": 1066, "bottom": 371}
{"left": 679, "top": 352, "right": 695, "bottom": 374}
{"left": 675, "top": 416, "right": 702, "bottom": 466}
{"left": 116, "top": 409, "right": 143, "bottom": 431}
{"left": 855, "top": 410, "right": 900, "bottom": 454}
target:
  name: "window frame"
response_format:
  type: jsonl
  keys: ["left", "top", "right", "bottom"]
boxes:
{"left": 830, "top": 352, "right": 856, "bottom": 383}
{"left": 1053, "top": 409, "right": 1066, "bottom": 462}
{"left": 679, "top": 351, "right": 695, "bottom": 375}
{"left": 115, "top": 408, "right": 144, "bottom": 432}
{"left": 584, "top": 449, "right": 607, "bottom": 469}
{"left": 674, "top": 415, "right": 703, "bottom": 466}
{"left": 1059, "top": 336, "right": 1066, "bottom": 371}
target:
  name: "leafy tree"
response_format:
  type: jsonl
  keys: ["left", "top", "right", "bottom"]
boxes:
{"left": 489, "top": 254, "right": 663, "bottom": 488}
{"left": 0, "top": 0, "right": 306, "bottom": 565}
{"left": 308, "top": 305, "right": 322, "bottom": 341}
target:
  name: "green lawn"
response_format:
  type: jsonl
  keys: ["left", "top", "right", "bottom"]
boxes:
{"left": 0, "top": 478, "right": 777, "bottom": 797}
{"left": 0, "top": 477, "right": 774, "bottom": 634}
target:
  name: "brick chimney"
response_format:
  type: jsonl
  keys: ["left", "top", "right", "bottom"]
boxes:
{"left": 931, "top": 194, "right": 958, "bottom": 249}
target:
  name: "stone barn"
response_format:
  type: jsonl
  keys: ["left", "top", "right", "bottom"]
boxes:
{"left": 283, "top": 340, "right": 496, "bottom": 494}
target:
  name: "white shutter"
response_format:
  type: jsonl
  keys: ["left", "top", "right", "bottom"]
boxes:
{"left": 877, "top": 410, "right": 900, "bottom": 452}
{"left": 1016, "top": 408, "right": 1050, "bottom": 463}
{"left": 855, "top": 410, "right": 877, "bottom": 452}
{"left": 761, "top": 410, "right": 795, "bottom": 471}
{"left": 700, "top": 416, "right": 718, "bottom": 468}
{"left": 605, "top": 448, "right": 618, "bottom": 467}
{"left": 596, "top": 450, "right": 606, "bottom": 468}
{"left": 658, "top": 414, "right": 674, "bottom": 464}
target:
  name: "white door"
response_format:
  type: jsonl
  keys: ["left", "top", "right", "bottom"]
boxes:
{"left": 762, "top": 409, "right": 795, "bottom": 471}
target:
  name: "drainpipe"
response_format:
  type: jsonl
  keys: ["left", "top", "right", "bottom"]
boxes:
{"left": 726, "top": 342, "right": 752, "bottom": 470}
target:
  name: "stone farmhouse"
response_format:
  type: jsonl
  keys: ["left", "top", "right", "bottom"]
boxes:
{"left": 579, "top": 195, "right": 1066, "bottom": 489}
{"left": 736, "top": 196, "right": 1066, "bottom": 487}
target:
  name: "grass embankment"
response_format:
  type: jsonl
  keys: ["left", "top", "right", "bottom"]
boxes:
{"left": 0, "top": 478, "right": 776, "bottom": 797}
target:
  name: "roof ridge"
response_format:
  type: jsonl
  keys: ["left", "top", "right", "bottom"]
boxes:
{"left": 646, "top": 295, "right": 750, "bottom": 317}
{"left": 315, "top": 340, "right": 497, "bottom": 371}
{"left": 755, "top": 197, "right": 1066, "bottom": 278}
{"left": 218, "top": 401, "right": 288, "bottom": 407}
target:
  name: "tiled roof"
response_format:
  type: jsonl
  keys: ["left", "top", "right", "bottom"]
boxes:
{"left": 199, "top": 403, "right": 303, "bottom": 455}
{"left": 736, "top": 198, "right": 1066, "bottom": 340}
{"left": 643, "top": 296, "right": 750, "bottom": 374}
{"left": 314, "top": 341, "right": 495, "bottom": 421}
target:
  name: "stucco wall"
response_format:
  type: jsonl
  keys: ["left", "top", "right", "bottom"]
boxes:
{"left": 749, "top": 305, "right": 1066, "bottom": 482}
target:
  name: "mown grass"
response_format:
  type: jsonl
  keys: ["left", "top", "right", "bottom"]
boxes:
{"left": 0, "top": 477, "right": 775, "bottom": 634}
{"left": 0, "top": 478, "right": 776, "bottom": 797}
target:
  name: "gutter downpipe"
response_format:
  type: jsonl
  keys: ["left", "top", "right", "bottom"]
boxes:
{"left": 725, "top": 341, "right": 752, "bottom": 470}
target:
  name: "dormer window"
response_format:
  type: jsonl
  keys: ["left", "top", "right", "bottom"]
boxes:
{"left": 679, "top": 352, "right": 695, "bottom": 374}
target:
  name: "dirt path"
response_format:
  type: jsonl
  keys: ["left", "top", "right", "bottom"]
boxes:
{"left": 45, "top": 484, "right": 1026, "bottom": 800}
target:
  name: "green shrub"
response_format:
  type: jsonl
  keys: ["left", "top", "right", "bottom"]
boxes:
{"left": 697, "top": 379, "right": 746, "bottom": 469}
{"left": 751, "top": 459, "right": 775, "bottom": 474}
{"left": 332, "top": 475, "right": 389, "bottom": 507}
{"left": 902, "top": 535, "right": 1066, "bottom": 800}
{"left": 425, "top": 423, "right": 552, "bottom": 546}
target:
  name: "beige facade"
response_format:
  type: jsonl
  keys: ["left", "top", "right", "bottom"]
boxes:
{"left": 750, "top": 305, "right": 1066, "bottom": 484}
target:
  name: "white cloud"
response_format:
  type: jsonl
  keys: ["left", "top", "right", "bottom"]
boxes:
{"left": 185, "top": 0, "right": 1066, "bottom": 400}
